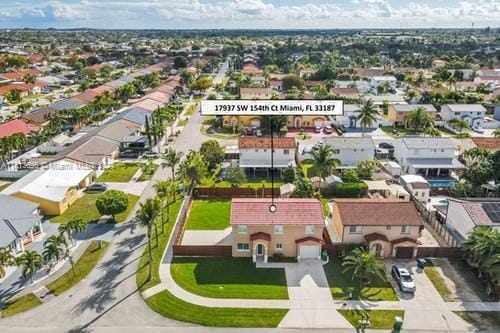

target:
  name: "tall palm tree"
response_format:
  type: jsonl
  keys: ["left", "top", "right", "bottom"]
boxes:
{"left": 305, "top": 145, "right": 341, "bottom": 187}
{"left": 342, "top": 247, "right": 384, "bottom": 290}
{"left": 155, "top": 179, "right": 176, "bottom": 233}
{"left": 0, "top": 247, "right": 16, "bottom": 278}
{"left": 356, "top": 99, "right": 379, "bottom": 136}
{"left": 450, "top": 118, "right": 469, "bottom": 132}
{"left": 18, "top": 250, "right": 43, "bottom": 282}
{"left": 59, "top": 219, "right": 87, "bottom": 246}
{"left": 162, "top": 147, "right": 183, "bottom": 179}
{"left": 136, "top": 198, "right": 161, "bottom": 282}
{"left": 404, "top": 106, "right": 434, "bottom": 132}
{"left": 43, "top": 235, "right": 67, "bottom": 271}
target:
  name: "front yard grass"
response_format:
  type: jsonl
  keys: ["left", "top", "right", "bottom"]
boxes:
{"left": 338, "top": 309, "right": 404, "bottom": 329}
{"left": 97, "top": 162, "right": 141, "bottom": 182}
{"left": 136, "top": 199, "right": 183, "bottom": 291}
{"left": 50, "top": 193, "right": 139, "bottom": 224}
{"left": 455, "top": 311, "right": 500, "bottom": 331}
{"left": 1, "top": 293, "right": 42, "bottom": 318}
{"left": 185, "top": 199, "right": 231, "bottom": 230}
{"left": 324, "top": 258, "right": 398, "bottom": 301}
{"left": 146, "top": 290, "right": 288, "bottom": 327}
{"left": 137, "top": 164, "right": 159, "bottom": 182}
{"left": 171, "top": 257, "right": 288, "bottom": 299}
{"left": 46, "top": 241, "right": 108, "bottom": 296}
{"left": 424, "top": 264, "right": 453, "bottom": 301}
{"left": 200, "top": 177, "right": 284, "bottom": 189}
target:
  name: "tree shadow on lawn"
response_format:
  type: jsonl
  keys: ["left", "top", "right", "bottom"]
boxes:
{"left": 173, "top": 257, "right": 287, "bottom": 287}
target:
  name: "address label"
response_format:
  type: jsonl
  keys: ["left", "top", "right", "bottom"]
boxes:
{"left": 201, "top": 100, "right": 344, "bottom": 116}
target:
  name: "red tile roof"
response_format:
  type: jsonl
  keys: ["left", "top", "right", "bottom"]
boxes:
{"left": 0, "top": 69, "right": 41, "bottom": 80}
{"left": 471, "top": 137, "right": 500, "bottom": 151}
{"left": 0, "top": 119, "right": 39, "bottom": 138}
{"left": 333, "top": 199, "right": 422, "bottom": 226}
{"left": 330, "top": 87, "right": 359, "bottom": 95}
{"left": 241, "top": 64, "right": 263, "bottom": 74}
{"left": 231, "top": 198, "right": 324, "bottom": 226}
{"left": 238, "top": 136, "right": 296, "bottom": 149}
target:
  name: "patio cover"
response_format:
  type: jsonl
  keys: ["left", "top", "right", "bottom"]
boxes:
{"left": 239, "top": 159, "right": 295, "bottom": 168}
{"left": 406, "top": 158, "right": 465, "bottom": 169}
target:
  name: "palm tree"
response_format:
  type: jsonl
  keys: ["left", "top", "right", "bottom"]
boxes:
{"left": 0, "top": 247, "right": 16, "bottom": 278}
{"left": 18, "top": 250, "right": 43, "bottom": 282}
{"left": 342, "top": 247, "right": 384, "bottom": 290}
{"left": 23, "top": 74, "right": 36, "bottom": 96}
{"left": 356, "top": 99, "right": 379, "bottom": 136}
{"left": 404, "top": 106, "right": 434, "bottom": 132}
{"left": 162, "top": 147, "right": 183, "bottom": 179}
{"left": 449, "top": 118, "right": 469, "bottom": 132}
{"left": 136, "top": 198, "right": 161, "bottom": 282}
{"left": 59, "top": 219, "right": 87, "bottom": 246}
{"left": 43, "top": 235, "right": 67, "bottom": 271}
{"left": 305, "top": 145, "right": 340, "bottom": 187}
{"left": 462, "top": 148, "right": 491, "bottom": 166}
{"left": 155, "top": 179, "right": 176, "bottom": 234}
{"left": 422, "top": 126, "right": 442, "bottom": 137}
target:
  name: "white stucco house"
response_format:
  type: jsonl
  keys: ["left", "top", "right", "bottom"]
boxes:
{"left": 440, "top": 104, "right": 487, "bottom": 129}
{"left": 399, "top": 174, "right": 431, "bottom": 203}
{"left": 370, "top": 76, "right": 397, "bottom": 90}
{"left": 334, "top": 104, "right": 389, "bottom": 130}
{"left": 322, "top": 137, "right": 375, "bottom": 168}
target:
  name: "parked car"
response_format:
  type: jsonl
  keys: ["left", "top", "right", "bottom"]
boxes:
{"left": 315, "top": 126, "right": 322, "bottom": 133}
{"left": 85, "top": 183, "right": 108, "bottom": 193}
{"left": 379, "top": 142, "right": 395, "bottom": 150}
{"left": 255, "top": 129, "right": 263, "bottom": 137}
{"left": 324, "top": 125, "right": 333, "bottom": 134}
{"left": 143, "top": 151, "right": 159, "bottom": 159}
{"left": 119, "top": 150, "right": 140, "bottom": 159}
{"left": 391, "top": 265, "right": 416, "bottom": 293}
{"left": 312, "top": 140, "right": 323, "bottom": 150}
{"left": 246, "top": 127, "right": 254, "bottom": 136}
{"left": 302, "top": 146, "right": 313, "bottom": 154}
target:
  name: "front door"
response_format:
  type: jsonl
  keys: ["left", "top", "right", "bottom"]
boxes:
{"left": 256, "top": 244, "right": 264, "bottom": 256}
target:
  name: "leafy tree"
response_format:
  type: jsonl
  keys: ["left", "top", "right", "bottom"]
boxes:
{"left": 226, "top": 167, "right": 247, "bottom": 187}
{"left": 136, "top": 198, "right": 160, "bottom": 282}
{"left": 189, "top": 76, "right": 212, "bottom": 94}
{"left": 463, "top": 162, "right": 493, "bottom": 186}
{"left": 356, "top": 160, "right": 380, "bottom": 179}
{"left": 5, "top": 89, "right": 22, "bottom": 104}
{"left": 304, "top": 145, "right": 340, "bottom": 187}
{"left": 58, "top": 219, "right": 87, "bottom": 246}
{"left": 18, "top": 251, "right": 43, "bottom": 282}
{"left": 292, "top": 177, "right": 317, "bottom": 198}
{"left": 357, "top": 99, "right": 379, "bottom": 136}
{"left": 95, "top": 190, "right": 129, "bottom": 222}
{"left": 0, "top": 247, "right": 16, "bottom": 278}
{"left": 174, "top": 56, "right": 188, "bottom": 69}
{"left": 200, "top": 140, "right": 224, "bottom": 170}
{"left": 342, "top": 247, "right": 384, "bottom": 290}
{"left": 282, "top": 165, "right": 296, "bottom": 183}
{"left": 282, "top": 74, "right": 304, "bottom": 91}
{"left": 404, "top": 106, "right": 434, "bottom": 132}
{"left": 341, "top": 169, "right": 359, "bottom": 183}
{"left": 462, "top": 148, "right": 491, "bottom": 167}
{"left": 162, "top": 147, "right": 183, "bottom": 179}
{"left": 122, "top": 55, "right": 136, "bottom": 67}
{"left": 23, "top": 74, "right": 36, "bottom": 95}
{"left": 450, "top": 118, "right": 469, "bottom": 132}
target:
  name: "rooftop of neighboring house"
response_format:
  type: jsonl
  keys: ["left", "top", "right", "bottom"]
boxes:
{"left": 54, "top": 135, "right": 118, "bottom": 165}
{"left": 332, "top": 198, "right": 422, "bottom": 226}
{"left": 140, "top": 91, "right": 171, "bottom": 104}
{"left": 390, "top": 104, "right": 437, "bottom": 112}
{"left": 322, "top": 136, "right": 375, "bottom": 149}
{"left": 50, "top": 98, "right": 86, "bottom": 111}
{"left": 241, "top": 63, "right": 263, "bottom": 74}
{"left": 330, "top": 87, "right": 360, "bottom": 95}
{"left": 0, "top": 69, "right": 42, "bottom": 81}
{"left": 442, "top": 104, "right": 487, "bottom": 112}
{"left": 399, "top": 137, "right": 456, "bottom": 150}
{"left": 449, "top": 198, "right": 500, "bottom": 227}
{"left": 113, "top": 107, "right": 151, "bottom": 126}
{"left": 0, "top": 194, "right": 41, "bottom": 247}
{"left": 0, "top": 119, "right": 39, "bottom": 138}
{"left": 230, "top": 198, "right": 324, "bottom": 226}
{"left": 356, "top": 68, "right": 385, "bottom": 77}
{"left": 23, "top": 106, "right": 56, "bottom": 125}
{"left": 130, "top": 98, "right": 163, "bottom": 112}
{"left": 240, "top": 87, "right": 272, "bottom": 95}
{"left": 238, "top": 136, "right": 296, "bottom": 149}
{"left": 471, "top": 137, "right": 500, "bottom": 151}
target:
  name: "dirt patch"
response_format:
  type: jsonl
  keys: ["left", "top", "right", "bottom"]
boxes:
{"left": 429, "top": 258, "right": 481, "bottom": 302}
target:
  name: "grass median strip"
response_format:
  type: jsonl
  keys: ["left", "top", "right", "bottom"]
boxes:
{"left": 46, "top": 241, "right": 108, "bottom": 296}
{"left": 171, "top": 257, "right": 288, "bottom": 299}
{"left": 338, "top": 309, "right": 404, "bottom": 329}
{"left": 424, "top": 265, "right": 453, "bottom": 301}
{"left": 146, "top": 290, "right": 288, "bottom": 327}
{"left": 1, "top": 293, "right": 42, "bottom": 318}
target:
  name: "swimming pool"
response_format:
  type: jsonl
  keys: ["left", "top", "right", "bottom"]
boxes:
{"left": 427, "top": 180, "right": 457, "bottom": 188}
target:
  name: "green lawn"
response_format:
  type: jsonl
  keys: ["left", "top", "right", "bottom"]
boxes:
{"left": 146, "top": 290, "right": 288, "bottom": 327}
{"left": 137, "top": 164, "right": 159, "bottom": 182}
{"left": 185, "top": 199, "right": 231, "bottom": 230}
{"left": 50, "top": 193, "right": 139, "bottom": 224}
{"left": 455, "top": 311, "right": 500, "bottom": 331}
{"left": 136, "top": 199, "right": 183, "bottom": 291}
{"left": 324, "top": 258, "right": 398, "bottom": 301}
{"left": 0, "top": 182, "right": 12, "bottom": 192}
{"left": 97, "top": 162, "right": 141, "bottom": 182}
{"left": 201, "top": 177, "right": 284, "bottom": 189}
{"left": 1, "top": 293, "right": 42, "bottom": 318}
{"left": 424, "top": 266, "right": 453, "bottom": 301}
{"left": 171, "top": 257, "right": 288, "bottom": 299}
{"left": 46, "top": 241, "right": 108, "bottom": 296}
{"left": 338, "top": 309, "right": 404, "bottom": 329}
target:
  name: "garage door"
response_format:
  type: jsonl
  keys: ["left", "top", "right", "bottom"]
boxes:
{"left": 250, "top": 119, "right": 261, "bottom": 127}
{"left": 395, "top": 247, "right": 414, "bottom": 259}
{"left": 299, "top": 245, "right": 319, "bottom": 259}
{"left": 314, "top": 119, "right": 324, "bottom": 127}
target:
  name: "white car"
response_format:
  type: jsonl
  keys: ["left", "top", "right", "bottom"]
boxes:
{"left": 473, "top": 127, "right": 485, "bottom": 134}
{"left": 391, "top": 265, "right": 416, "bottom": 293}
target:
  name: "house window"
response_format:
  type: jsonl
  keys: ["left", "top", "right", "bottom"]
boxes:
{"left": 237, "top": 243, "right": 250, "bottom": 251}
{"left": 274, "top": 225, "right": 284, "bottom": 234}
{"left": 62, "top": 198, "right": 67, "bottom": 205}
{"left": 401, "top": 225, "right": 411, "bottom": 234}
{"left": 284, "top": 149, "right": 290, "bottom": 155}
{"left": 276, "top": 243, "right": 283, "bottom": 251}
{"left": 255, "top": 149, "right": 259, "bottom": 152}
{"left": 238, "top": 225, "right": 247, "bottom": 234}
{"left": 305, "top": 225, "right": 315, "bottom": 235}
{"left": 386, "top": 226, "right": 391, "bottom": 230}
{"left": 349, "top": 225, "right": 363, "bottom": 234}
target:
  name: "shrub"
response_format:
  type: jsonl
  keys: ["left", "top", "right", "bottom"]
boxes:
{"left": 334, "top": 182, "right": 368, "bottom": 197}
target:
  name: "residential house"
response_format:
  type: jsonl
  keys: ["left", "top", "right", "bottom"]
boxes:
{"left": 330, "top": 87, "right": 360, "bottom": 99}
{"left": 394, "top": 137, "right": 464, "bottom": 179}
{"left": 54, "top": 135, "right": 119, "bottom": 170}
{"left": 0, "top": 119, "right": 39, "bottom": 138}
{"left": 0, "top": 194, "right": 43, "bottom": 253}
{"left": 370, "top": 76, "right": 397, "bottom": 91}
{"left": 231, "top": 198, "right": 325, "bottom": 262}
{"left": 322, "top": 137, "right": 375, "bottom": 168}
{"left": 470, "top": 137, "right": 500, "bottom": 152}
{"left": 330, "top": 199, "right": 423, "bottom": 258}
{"left": 23, "top": 106, "right": 56, "bottom": 127}
{"left": 440, "top": 104, "right": 487, "bottom": 129}
{"left": 445, "top": 199, "right": 500, "bottom": 244}
{"left": 334, "top": 104, "right": 386, "bottom": 130}
{"left": 473, "top": 76, "right": 500, "bottom": 87}
{"left": 387, "top": 104, "right": 437, "bottom": 127}
{"left": 50, "top": 98, "right": 86, "bottom": 111}
{"left": 399, "top": 174, "right": 431, "bottom": 203}
{"left": 2, "top": 160, "right": 94, "bottom": 215}
{"left": 238, "top": 136, "right": 296, "bottom": 174}
{"left": 240, "top": 87, "right": 272, "bottom": 99}
{"left": 356, "top": 68, "right": 385, "bottom": 78}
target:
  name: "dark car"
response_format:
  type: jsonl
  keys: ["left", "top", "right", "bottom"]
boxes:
{"left": 85, "top": 183, "right": 108, "bottom": 193}
{"left": 379, "top": 142, "right": 395, "bottom": 150}
{"left": 120, "top": 150, "right": 140, "bottom": 159}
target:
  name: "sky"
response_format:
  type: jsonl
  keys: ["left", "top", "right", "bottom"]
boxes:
{"left": 0, "top": 0, "right": 499, "bottom": 29}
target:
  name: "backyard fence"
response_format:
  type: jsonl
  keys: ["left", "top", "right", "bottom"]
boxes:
{"left": 193, "top": 187, "right": 279, "bottom": 198}
{"left": 417, "top": 246, "right": 462, "bottom": 258}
